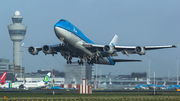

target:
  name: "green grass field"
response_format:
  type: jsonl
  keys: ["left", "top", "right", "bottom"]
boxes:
{"left": 0, "top": 90, "right": 180, "bottom": 101}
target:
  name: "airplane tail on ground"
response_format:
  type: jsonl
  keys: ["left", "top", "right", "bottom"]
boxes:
{"left": 163, "top": 81, "right": 166, "bottom": 86}
{"left": 109, "top": 35, "right": 118, "bottom": 46}
{"left": 43, "top": 72, "right": 51, "bottom": 83}
{"left": 177, "top": 81, "right": 179, "bottom": 85}
{"left": 0, "top": 71, "right": 7, "bottom": 85}
{"left": 156, "top": 81, "right": 158, "bottom": 85}
{"left": 146, "top": 78, "right": 151, "bottom": 85}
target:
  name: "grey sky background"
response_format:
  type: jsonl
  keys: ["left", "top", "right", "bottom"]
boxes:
{"left": 0, "top": 0, "right": 180, "bottom": 78}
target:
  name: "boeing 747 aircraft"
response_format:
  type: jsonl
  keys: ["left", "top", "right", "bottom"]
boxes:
{"left": 23, "top": 19, "right": 178, "bottom": 65}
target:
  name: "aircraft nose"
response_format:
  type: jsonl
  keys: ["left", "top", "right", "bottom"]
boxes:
{"left": 54, "top": 26, "right": 66, "bottom": 39}
{"left": 54, "top": 26, "right": 60, "bottom": 37}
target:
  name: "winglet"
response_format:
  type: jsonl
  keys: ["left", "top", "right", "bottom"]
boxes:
{"left": 21, "top": 43, "right": 24, "bottom": 46}
{"left": 175, "top": 43, "right": 179, "bottom": 47}
{"left": 21, "top": 43, "right": 30, "bottom": 48}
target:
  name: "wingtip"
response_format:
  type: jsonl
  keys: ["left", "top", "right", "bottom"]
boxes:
{"left": 172, "top": 43, "right": 179, "bottom": 47}
{"left": 21, "top": 43, "right": 24, "bottom": 46}
{"left": 176, "top": 43, "right": 179, "bottom": 47}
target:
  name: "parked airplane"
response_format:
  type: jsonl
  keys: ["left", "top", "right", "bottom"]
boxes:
{"left": 166, "top": 81, "right": 180, "bottom": 90}
{"left": 136, "top": 79, "right": 150, "bottom": 90}
{"left": 1, "top": 82, "right": 23, "bottom": 89}
{"left": 22, "top": 72, "right": 51, "bottom": 89}
{"left": 147, "top": 81, "right": 166, "bottom": 90}
{"left": 23, "top": 19, "right": 178, "bottom": 65}
{"left": 0, "top": 72, "right": 7, "bottom": 85}
{"left": 136, "top": 84, "right": 149, "bottom": 90}
{"left": 1, "top": 72, "right": 51, "bottom": 89}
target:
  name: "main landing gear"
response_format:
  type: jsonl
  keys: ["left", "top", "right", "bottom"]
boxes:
{"left": 66, "top": 57, "right": 72, "bottom": 64}
{"left": 87, "top": 60, "right": 93, "bottom": 65}
{"left": 67, "top": 60, "right": 72, "bottom": 64}
{"left": 78, "top": 59, "right": 83, "bottom": 65}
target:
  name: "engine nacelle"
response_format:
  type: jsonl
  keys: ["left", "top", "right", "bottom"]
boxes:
{"left": 103, "top": 45, "right": 114, "bottom": 54}
{"left": 42, "top": 45, "right": 52, "bottom": 54}
{"left": 28, "top": 46, "right": 38, "bottom": 55}
{"left": 135, "top": 46, "right": 146, "bottom": 55}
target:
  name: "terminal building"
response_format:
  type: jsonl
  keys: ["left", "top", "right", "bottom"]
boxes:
{"left": 0, "top": 58, "right": 13, "bottom": 72}
{"left": 0, "top": 58, "right": 16, "bottom": 82}
{"left": 65, "top": 63, "right": 94, "bottom": 84}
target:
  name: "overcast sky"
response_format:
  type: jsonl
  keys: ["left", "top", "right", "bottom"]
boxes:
{"left": 0, "top": 0, "right": 180, "bottom": 77}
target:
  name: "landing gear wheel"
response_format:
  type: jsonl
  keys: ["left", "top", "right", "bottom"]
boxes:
{"left": 78, "top": 60, "right": 80, "bottom": 65}
{"left": 78, "top": 60, "right": 84, "bottom": 65}
{"left": 80, "top": 60, "right": 83, "bottom": 65}
{"left": 88, "top": 61, "right": 91, "bottom": 65}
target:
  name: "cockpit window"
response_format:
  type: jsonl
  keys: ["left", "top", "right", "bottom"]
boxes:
{"left": 60, "top": 20, "right": 66, "bottom": 22}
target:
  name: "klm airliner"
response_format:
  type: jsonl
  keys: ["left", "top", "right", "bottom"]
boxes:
{"left": 24, "top": 19, "right": 178, "bottom": 65}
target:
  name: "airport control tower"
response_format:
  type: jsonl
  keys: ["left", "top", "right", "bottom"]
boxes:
{"left": 7, "top": 11, "right": 27, "bottom": 68}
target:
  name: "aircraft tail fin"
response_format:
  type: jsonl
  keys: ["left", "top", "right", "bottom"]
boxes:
{"left": 177, "top": 81, "right": 179, "bottom": 85}
{"left": 108, "top": 72, "right": 111, "bottom": 77}
{"left": 109, "top": 35, "right": 118, "bottom": 46}
{"left": 163, "top": 81, "right": 166, "bottom": 86}
{"left": 0, "top": 71, "right": 7, "bottom": 85}
{"left": 43, "top": 72, "right": 51, "bottom": 83}
{"left": 147, "top": 78, "right": 151, "bottom": 85}
{"left": 156, "top": 81, "right": 158, "bottom": 85}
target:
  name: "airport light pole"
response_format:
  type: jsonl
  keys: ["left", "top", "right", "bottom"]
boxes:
{"left": 20, "top": 50, "right": 23, "bottom": 81}
{"left": 154, "top": 71, "right": 155, "bottom": 95}
{"left": 53, "top": 69, "right": 55, "bottom": 95}
{"left": 177, "top": 58, "right": 179, "bottom": 82}
{"left": 168, "top": 69, "right": 169, "bottom": 81}
{"left": 95, "top": 64, "right": 97, "bottom": 89}
{"left": 149, "top": 60, "right": 150, "bottom": 79}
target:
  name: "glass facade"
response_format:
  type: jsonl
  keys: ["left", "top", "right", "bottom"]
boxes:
{"left": 0, "top": 58, "right": 13, "bottom": 71}
{"left": 12, "top": 18, "right": 22, "bottom": 23}
{"left": 9, "top": 30, "right": 26, "bottom": 35}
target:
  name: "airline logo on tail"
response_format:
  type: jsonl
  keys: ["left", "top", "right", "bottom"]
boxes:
{"left": 0, "top": 72, "right": 7, "bottom": 85}
{"left": 43, "top": 72, "right": 51, "bottom": 83}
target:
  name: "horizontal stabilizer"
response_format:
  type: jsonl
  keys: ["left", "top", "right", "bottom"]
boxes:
{"left": 112, "top": 59, "right": 141, "bottom": 62}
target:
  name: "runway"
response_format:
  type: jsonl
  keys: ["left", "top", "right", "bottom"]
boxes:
{"left": 0, "top": 89, "right": 179, "bottom": 93}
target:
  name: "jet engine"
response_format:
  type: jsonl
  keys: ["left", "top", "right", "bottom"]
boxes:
{"left": 42, "top": 45, "right": 52, "bottom": 54}
{"left": 135, "top": 46, "right": 146, "bottom": 55}
{"left": 103, "top": 45, "right": 114, "bottom": 54}
{"left": 28, "top": 47, "right": 38, "bottom": 55}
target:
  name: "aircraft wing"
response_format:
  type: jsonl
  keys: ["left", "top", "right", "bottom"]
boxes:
{"left": 22, "top": 43, "right": 80, "bottom": 57}
{"left": 83, "top": 43, "right": 178, "bottom": 56}
{"left": 115, "top": 44, "right": 178, "bottom": 50}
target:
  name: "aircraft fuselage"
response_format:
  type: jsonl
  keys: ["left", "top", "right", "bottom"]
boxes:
{"left": 54, "top": 20, "right": 113, "bottom": 65}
